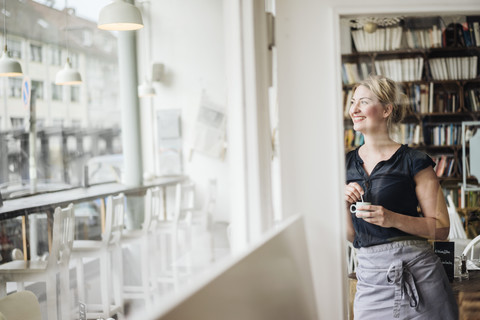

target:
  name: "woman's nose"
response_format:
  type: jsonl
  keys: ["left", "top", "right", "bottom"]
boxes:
{"left": 350, "top": 101, "right": 359, "bottom": 112}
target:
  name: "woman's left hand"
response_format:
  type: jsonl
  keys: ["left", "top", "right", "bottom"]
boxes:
{"left": 355, "top": 204, "right": 395, "bottom": 228}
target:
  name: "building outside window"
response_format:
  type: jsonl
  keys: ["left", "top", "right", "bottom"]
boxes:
{"left": 10, "top": 117, "right": 24, "bottom": 129}
{"left": 50, "top": 47, "right": 62, "bottom": 66}
{"left": 51, "top": 83, "right": 62, "bottom": 101}
{"left": 0, "top": 1, "right": 120, "bottom": 191}
{"left": 70, "top": 86, "right": 80, "bottom": 102}
{"left": 32, "top": 80, "right": 44, "bottom": 100}
{"left": 8, "top": 78, "right": 22, "bottom": 98}
{"left": 7, "top": 39, "right": 22, "bottom": 59}
{"left": 30, "top": 43, "right": 43, "bottom": 62}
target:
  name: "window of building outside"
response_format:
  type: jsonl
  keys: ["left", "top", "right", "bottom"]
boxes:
{"left": 70, "top": 86, "right": 80, "bottom": 102}
{"left": 7, "top": 38, "right": 22, "bottom": 59}
{"left": 50, "top": 47, "right": 62, "bottom": 66}
{"left": 10, "top": 118, "right": 24, "bottom": 129}
{"left": 0, "top": 1, "right": 121, "bottom": 198}
{"left": 32, "top": 80, "right": 44, "bottom": 100}
{"left": 30, "top": 43, "right": 43, "bottom": 62}
{"left": 51, "top": 82, "right": 62, "bottom": 101}
{"left": 8, "top": 78, "right": 22, "bottom": 98}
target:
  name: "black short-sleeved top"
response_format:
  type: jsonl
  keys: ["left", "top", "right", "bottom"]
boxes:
{"left": 346, "top": 144, "right": 436, "bottom": 248}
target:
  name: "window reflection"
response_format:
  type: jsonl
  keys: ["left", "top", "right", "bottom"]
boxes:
{"left": 0, "top": 1, "right": 121, "bottom": 196}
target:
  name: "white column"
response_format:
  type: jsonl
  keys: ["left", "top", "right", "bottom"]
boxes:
{"left": 118, "top": 17, "right": 143, "bottom": 187}
{"left": 118, "top": 1, "right": 144, "bottom": 230}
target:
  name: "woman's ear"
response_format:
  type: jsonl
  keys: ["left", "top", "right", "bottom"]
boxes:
{"left": 383, "top": 104, "right": 393, "bottom": 118}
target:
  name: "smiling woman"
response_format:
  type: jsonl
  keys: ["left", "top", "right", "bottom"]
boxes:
{"left": 345, "top": 75, "right": 457, "bottom": 319}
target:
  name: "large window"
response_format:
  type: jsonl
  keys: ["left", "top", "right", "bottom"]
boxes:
{"left": 0, "top": 1, "right": 120, "bottom": 191}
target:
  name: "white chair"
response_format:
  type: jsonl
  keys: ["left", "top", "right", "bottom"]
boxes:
{"left": 462, "top": 235, "right": 480, "bottom": 260}
{"left": 155, "top": 182, "right": 185, "bottom": 290}
{"left": 0, "top": 204, "right": 75, "bottom": 320}
{"left": 72, "top": 193, "right": 125, "bottom": 320}
{"left": 122, "top": 187, "right": 164, "bottom": 310}
{"left": 0, "top": 290, "right": 42, "bottom": 320}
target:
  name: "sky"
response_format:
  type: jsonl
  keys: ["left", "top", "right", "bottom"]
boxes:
{"left": 33, "top": 0, "right": 113, "bottom": 22}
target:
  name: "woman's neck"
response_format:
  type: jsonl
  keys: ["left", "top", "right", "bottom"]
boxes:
{"left": 362, "top": 133, "right": 398, "bottom": 152}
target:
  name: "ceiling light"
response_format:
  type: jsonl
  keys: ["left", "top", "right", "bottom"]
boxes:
{"left": 98, "top": 0, "right": 144, "bottom": 31}
{"left": 0, "top": 46, "right": 22, "bottom": 77}
{"left": 55, "top": 1, "right": 82, "bottom": 86}
{"left": 55, "top": 57, "right": 82, "bottom": 85}
{"left": 138, "top": 79, "right": 155, "bottom": 97}
{"left": 0, "top": 0, "right": 22, "bottom": 77}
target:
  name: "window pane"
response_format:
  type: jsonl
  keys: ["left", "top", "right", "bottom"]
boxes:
{"left": 30, "top": 43, "right": 43, "bottom": 62}
{"left": 32, "top": 80, "right": 44, "bottom": 100}
{"left": 0, "top": 1, "right": 120, "bottom": 190}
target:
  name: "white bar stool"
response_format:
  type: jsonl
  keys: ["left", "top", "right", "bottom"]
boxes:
{"left": 121, "top": 187, "right": 164, "bottom": 310}
{"left": 72, "top": 193, "right": 125, "bottom": 320}
{"left": 0, "top": 203, "right": 75, "bottom": 320}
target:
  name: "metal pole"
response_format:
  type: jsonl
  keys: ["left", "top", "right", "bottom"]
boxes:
{"left": 29, "top": 88, "right": 37, "bottom": 194}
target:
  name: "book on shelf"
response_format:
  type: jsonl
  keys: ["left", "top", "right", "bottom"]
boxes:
{"left": 467, "top": 15, "right": 480, "bottom": 46}
{"left": 344, "top": 89, "right": 353, "bottom": 118}
{"left": 432, "top": 154, "right": 456, "bottom": 178}
{"left": 465, "top": 88, "right": 480, "bottom": 111}
{"left": 351, "top": 26, "right": 402, "bottom": 52}
{"left": 424, "top": 124, "right": 461, "bottom": 146}
{"left": 429, "top": 56, "right": 478, "bottom": 80}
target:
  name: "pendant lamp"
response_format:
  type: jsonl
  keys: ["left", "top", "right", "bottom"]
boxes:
{"left": 0, "top": 46, "right": 23, "bottom": 77}
{"left": 55, "top": 57, "right": 82, "bottom": 85}
{"left": 0, "top": 0, "right": 23, "bottom": 77}
{"left": 138, "top": 79, "right": 155, "bottom": 97}
{"left": 98, "top": 0, "right": 144, "bottom": 31}
{"left": 55, "top": 3, "right": 82, "bottom": 86}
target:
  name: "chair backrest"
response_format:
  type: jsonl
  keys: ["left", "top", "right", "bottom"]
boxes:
{"left": 0, "top": 290, "right": 42, "bottom": 320}
{"left": 462, "top": 235, "right": 480, "bottom": 260}
{"left": 143, "top": 187, "right": 164, "bottom": 232}
{"left": 103, "top": 193, "right": 125, "bottom": 245}
{"left": 48, "top": 203, "right": 75, "bottom": 268}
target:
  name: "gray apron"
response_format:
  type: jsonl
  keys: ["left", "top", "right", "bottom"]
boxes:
{"left": 355, "top": 240, "right": 458, "bottom": 320}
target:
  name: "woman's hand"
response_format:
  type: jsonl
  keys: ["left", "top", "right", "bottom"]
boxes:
{"left": 345, "top": 182, "right": 364, "bottom": 204}
{"left": 354, "top": 204, "right": 395, "bottom": 228}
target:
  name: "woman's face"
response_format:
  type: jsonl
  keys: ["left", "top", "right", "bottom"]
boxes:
{"left": 349, "top": 85, "right": 388, "bottom": 134}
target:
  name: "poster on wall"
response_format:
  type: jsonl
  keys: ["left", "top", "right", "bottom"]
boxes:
{"left": 156, "top": 109, "right": 183, "bottom": 176}
{"left": 191, "top": 95, "right": 226, "bottom": 159}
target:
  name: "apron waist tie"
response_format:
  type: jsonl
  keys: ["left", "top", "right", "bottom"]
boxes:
{"left": 386, "top": 260, "right": 419, "bottom": 318}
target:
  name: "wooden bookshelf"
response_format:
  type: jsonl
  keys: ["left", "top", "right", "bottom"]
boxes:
{"left": 342, "top": 14, "right": 480, "bottom": 235}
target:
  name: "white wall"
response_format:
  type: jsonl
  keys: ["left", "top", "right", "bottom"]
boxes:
{"left": 139, "top": 0, "right": 229, "bottom": 221}
{"left": 139, "top": 0, "right": 480, "bottom": 319}
{"left": 276, "top": 0, "right": 480, "bottom": 319}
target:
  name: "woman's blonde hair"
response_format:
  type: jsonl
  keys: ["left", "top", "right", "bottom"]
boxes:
{"left": 353, "top": 75, "right": 407, "bottom": 132}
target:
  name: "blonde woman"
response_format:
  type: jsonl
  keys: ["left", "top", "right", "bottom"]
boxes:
{"left": 344, "top": 75, "right": 458, "bottom": 319}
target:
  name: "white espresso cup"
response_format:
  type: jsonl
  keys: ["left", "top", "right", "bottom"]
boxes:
{"left": 350, "top": 202, "right": 371, "bottom": 215}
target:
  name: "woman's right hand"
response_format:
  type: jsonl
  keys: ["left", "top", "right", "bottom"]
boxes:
{"left": 345, "top": 182, "right": 364, "bottom": 204}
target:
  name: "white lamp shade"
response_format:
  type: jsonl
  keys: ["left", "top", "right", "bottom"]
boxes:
{"left": 138, "top": 81, "right": 156, "bottom": 97}
{"left": 98, "top": 0, "right": 144, "bottom": 31}
{"left": 55, "top": 59, "right": 82, "bottom": 85}
{"left": 0, "top": 49, "right": 23, "bottom": 77}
